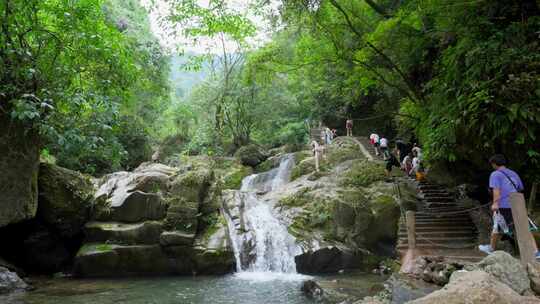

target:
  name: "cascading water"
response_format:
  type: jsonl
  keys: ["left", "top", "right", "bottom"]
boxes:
{"left": 223, "top": 154, "right": 301, "bottom": 275}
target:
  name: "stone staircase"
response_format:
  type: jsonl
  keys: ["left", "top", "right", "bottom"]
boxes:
{"left": 397, "top": 180, "right": 486, "bottom": 263}
{"left": 356, "top": 136, "right": 383, "bottom": 160}
{"left": 355, "top": 137, "right": 486, "bottom": 263}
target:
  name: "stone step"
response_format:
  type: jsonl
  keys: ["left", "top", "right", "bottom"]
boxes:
{"left": 423, "top": 197, "right": 454, "bottom": 202}
{"left": 415, "top": 213, "right": 471, "bottom": 219}
{"left": 398, "top": 231, "right": 475, "bottom": 238}
{"left": 397, "top": 242, "right": 477, "bottom": 250}
{"left": 412, "top": 224, "right": 475, "bottom": 230}
{"left": 399, "top": 224, "right": 476, "bottom": 231}
{"left": 413, "top": 219, "right": 474, "bottom": 225}
{"left": 399, "top": 236, "right": 476, "bottom": 243}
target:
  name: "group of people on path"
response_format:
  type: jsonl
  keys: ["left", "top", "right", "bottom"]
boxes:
{"left": 367, "top": 133, "right": 540, "bottom": 260}
{"left": 369, "top": 132, "right": 424, "bottom": 179}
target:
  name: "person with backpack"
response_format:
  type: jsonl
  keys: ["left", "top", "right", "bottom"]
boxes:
{"left": 478, "top": 154, "right": 540, "bottom": 259}
{"left": 385, "top": 148, "right": 401, "bottom": 177}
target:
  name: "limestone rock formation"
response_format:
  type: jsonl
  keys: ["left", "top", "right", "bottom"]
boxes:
{"left": 0, "top": 115, "right": 40, "bottom": 228}
{"left": 74, "top": 161, "right": 234, "bottom": 277}
{"left": 528, "top": 261, "right": 540, "bottom": 295}
{"left": 409, "top": 270, "right": 540, "bottom": 304}
{"left": 466, "top": 251, "right": 531, "bottom": 295}
{"left": 38, "top": 163, "right": 95, "bottom": 237}
{"left": 234, "top": 144, "right": 267, "bottom": 167}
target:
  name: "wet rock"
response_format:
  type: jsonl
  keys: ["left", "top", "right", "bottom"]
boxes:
{"left": 0, "top": 115, "right": 39, "bottom": 228}
{"left": 385, "top": 273, "right": 440, "bottom": 303}
{"left": 160, "top": 231, "right": 195, "bottom": 246}
{"left": 410, "top": 256, "right": 463, "bottom": 286}
{"left": 301, "top": 280, "right": 324, "bottom": 300}
{"left": 295, "top": 247, "right": 365, "bottom": 274}
{"left": 409, "top": 270, "right": 540, "bottom": 304}
{"left": 467, "top": 251, "right": 531, "bottom": 295}
{"left": 74, "top": 244, "right": 170, "bottom": 277}
{"left": 38, "top": 163, "right": 95, "bottom": 237}
{"left": 0, "top": 267, "right": 28, "bottom": 294}
{"left": 191, "top": 247, "right": 235, "bottom": 275}
{"left": 527, "top": 261, "right": 540, "bottom": 295}
{"left": 84, "top": 221, "right": 163, "bottom": 245}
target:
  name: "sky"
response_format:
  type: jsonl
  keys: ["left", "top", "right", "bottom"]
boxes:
{"left": 140, "top": 0, "right": 280, "bottom": 54}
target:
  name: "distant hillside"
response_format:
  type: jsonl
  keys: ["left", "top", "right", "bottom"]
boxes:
{"left": 169, "top": 54, "right": 212, "bottom": 99}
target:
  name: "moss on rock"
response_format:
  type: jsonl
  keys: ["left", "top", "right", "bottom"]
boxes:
{"left": 222, "top": 165, "right": 252, "bottom": 189}
{"left": 341, "top": 160, "right": 386, "bottom": 187}
{"left": 38, "top": 163, "right": 95, "bottom": 237}
{"left": 234, "top": 144, "right": 267, "bottom": 167}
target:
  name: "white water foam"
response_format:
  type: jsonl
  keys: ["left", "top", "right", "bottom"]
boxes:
{"left": 224, "top": 154, "right": 301, "bottom": 276}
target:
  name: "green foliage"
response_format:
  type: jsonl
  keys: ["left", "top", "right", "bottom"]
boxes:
{"left": 0, "top": 0, "right": 170, "bottom": 175}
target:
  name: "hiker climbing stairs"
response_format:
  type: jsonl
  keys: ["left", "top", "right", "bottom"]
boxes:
{"left": 355, "top": 136, "right": 486, "bottom": 263}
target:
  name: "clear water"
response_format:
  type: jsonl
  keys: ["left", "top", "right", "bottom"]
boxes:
{"left": 0, "top": 273, "right": 387, "bottom": 304}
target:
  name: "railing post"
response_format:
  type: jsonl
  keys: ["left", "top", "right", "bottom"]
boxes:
{"left": 406, "top": 211, "right": 416, "bottom": 249}
{"left": 528, "top": 182, "right": 538, "bottom": 214}
{"left": 510, "top": 192, "right": 537, "bottom": 265}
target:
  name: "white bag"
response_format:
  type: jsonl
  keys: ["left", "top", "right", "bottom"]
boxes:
{"left": 493, "top": 211, "right": 509, "bottom": 234}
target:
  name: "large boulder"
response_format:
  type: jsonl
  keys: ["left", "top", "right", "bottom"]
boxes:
{"left": 527, "top": 261, "right": 540, "bottom": 295}
{"left": 295, "top": 247, "right": 366, "bottom": 274}
{"left": 409, "top": 270, "right": 540, "bottom": 304}
{"left": 84, "top": 221, "right": 163, "bottom": 245}
{"left": 0, "top": 115, "right": 39, "bottom": 228}
{"left": 73, "top": 244, "right": 171, "bottom": 277}
{"left": 93, "top": 163, "right": 177, "bottom": 223}
{"left": 234, "top": 144, "right": 267, "bottom": 167}
{"left": 38, "top": 163, "right": 95, "bottom": 237}
{"left": 467, "top": 251, "right": 531, "bottom": 295}
{"left": 0, "top": 267, "right": 28, "bottom": 295}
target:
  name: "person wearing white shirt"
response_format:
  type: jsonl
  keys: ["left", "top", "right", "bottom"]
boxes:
{"left": 369, "top": 133, "right": 380, "bottom": 156}
{"left": 379, "top": 137, "right": 389, "bottom": 160}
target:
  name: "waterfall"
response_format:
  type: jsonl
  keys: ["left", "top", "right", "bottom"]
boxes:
{"left": 223, "top": 154, "right": 300, "bottom": 275}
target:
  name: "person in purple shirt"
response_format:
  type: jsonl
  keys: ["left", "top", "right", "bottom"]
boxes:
{"left": 479, "top": 154, "right": 540, "bottom": 258}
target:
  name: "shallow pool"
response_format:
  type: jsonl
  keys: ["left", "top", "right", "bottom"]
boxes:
{"left": 1, "top": 271, "right": 386, "bottom": 304}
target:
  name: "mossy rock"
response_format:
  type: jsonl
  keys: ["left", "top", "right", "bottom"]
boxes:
{"left": 254, "top": 158, "right": 276, "bottom": 173}
{"left": 0, "top": 114, "right": 40, "bottom": 227}
{"left": 291, "top": 157, "right": 320, "bottom": 181}
{"left": 278, "top": 187, "right": 314, "bottom": 208}
{"left": 169, "top": 168, "right": 214, "bottom": 203}
{"left": 234, "top": 144, "right": 267, "bottom": 167}
{"left": 222, "top": 165, "right": 252, "bottom": 189}
{"left": 365, "top": 194, "right": 400, "bottom": 249}
{"left": 325, "top": 146, "right": 362, "bottom": 167}
{"left": 38, "top": 163, "right": 95, "bottom": 237}
{"left": 341, "top": 160, "right": 386, "bottom": 187}
{"left": 164, "top": 197, "right": 199, "bottom": 233}
{"left": 84, "top": 221, "right": 163, "bottom": 245}
{"left": 74, "top": 244, "right": 171, "bottom": 277}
